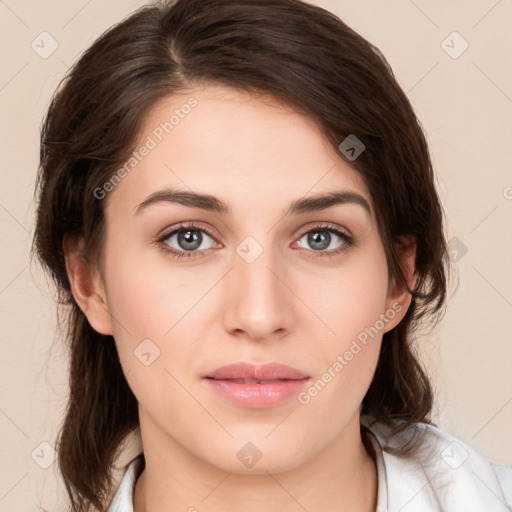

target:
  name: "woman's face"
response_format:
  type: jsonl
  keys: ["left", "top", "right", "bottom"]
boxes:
{"left": 85, "top": 83, "right": 411, "bottom": 473}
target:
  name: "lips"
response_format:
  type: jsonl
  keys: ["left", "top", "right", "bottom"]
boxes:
{"left": 203, "top": 362, "right": 310, "bottom": 408}
{"left": 204, "top": 362, "right": 309, "bottom": 381}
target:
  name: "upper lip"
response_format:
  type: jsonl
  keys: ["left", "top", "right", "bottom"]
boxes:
{"left": 205, "top": 362, "right": 309, "bottom": 381}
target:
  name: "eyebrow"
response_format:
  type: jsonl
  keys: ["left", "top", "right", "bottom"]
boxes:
{"left": 135, "top": 187, "right": 371, "bottom": 217}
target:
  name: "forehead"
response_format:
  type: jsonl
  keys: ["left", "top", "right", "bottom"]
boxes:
{"left": 106, "top": 83, "right": 372, "bottom": 218}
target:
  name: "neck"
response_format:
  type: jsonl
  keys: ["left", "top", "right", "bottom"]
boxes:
{"left": 133, "top": 410, "right": 377, "bottom": 512}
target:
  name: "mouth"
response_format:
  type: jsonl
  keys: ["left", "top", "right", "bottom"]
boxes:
{"left": 202, "top": 363, "right": 310, "bottom": 408}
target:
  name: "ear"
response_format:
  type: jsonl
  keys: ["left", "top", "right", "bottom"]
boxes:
{"left": 383, "top": 234, "right": 417, "bottom": 332}
{"left": 63, "top": 234, "right": 114, "bottom": 335}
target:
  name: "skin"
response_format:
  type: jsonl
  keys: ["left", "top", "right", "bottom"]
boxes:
{"left": 64, "top": 83, "right": 416, "bottom": 512}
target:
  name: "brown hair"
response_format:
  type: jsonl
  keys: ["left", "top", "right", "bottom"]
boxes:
{"left": 32, "top": 0, "right": 451, "bottom": 510}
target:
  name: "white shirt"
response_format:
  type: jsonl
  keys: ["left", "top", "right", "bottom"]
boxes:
{"left": 106, "top": 418, "right": 512, "bottom": 511}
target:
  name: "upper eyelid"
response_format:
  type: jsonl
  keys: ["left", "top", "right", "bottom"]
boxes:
{"left": 298, "top": 222, "right": 350, "bottom": 235}
{"left": 157, "top": 222, "right": 217, "bottom": 242}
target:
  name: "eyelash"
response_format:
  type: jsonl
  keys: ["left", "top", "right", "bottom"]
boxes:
{"left": 156, "top": 221, "right": 355, "bottom": 260}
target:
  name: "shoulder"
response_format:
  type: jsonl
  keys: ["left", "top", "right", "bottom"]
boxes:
{"left": 362, "top": 416, "right": 512, "bottom": 512}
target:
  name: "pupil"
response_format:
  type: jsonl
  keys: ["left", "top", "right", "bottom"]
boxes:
{"left": 179, "top": 230, "right": 201, "bottom": 251}
{"left": 309, "top": 231, "right": 330, "bottom": 250}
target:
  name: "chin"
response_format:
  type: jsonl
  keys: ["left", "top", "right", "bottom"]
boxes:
{"left": 197, "top": 437, "right": 309, "bottom": 475}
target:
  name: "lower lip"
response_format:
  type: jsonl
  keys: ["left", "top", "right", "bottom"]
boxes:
{"left": 204, "top": 378, "right": 310, "bottom": 408}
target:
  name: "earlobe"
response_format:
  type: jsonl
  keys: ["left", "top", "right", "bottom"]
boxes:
{"left": 384, "top": 235, "right": 417, "bottom": 332}
{"left": 63, "top": 234, "right": 114, "bottom": 335}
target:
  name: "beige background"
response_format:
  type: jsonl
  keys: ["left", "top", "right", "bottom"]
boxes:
{"left": 1, "top": 0, "right": 511, "bottom": 510}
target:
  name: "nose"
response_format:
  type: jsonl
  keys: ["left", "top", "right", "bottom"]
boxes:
{"left": 222, "top": 242, "right": 296, "bottom": 342}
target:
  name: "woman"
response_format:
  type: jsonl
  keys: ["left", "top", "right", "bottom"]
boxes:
{"left": 32, "top": 0, "right": 511, "bottom": 511}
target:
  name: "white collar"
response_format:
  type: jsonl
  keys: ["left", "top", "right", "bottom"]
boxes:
{"left": 362, "top": 416, "right": 511, "bottom": 511}
{"left": 106, "top": 419, "right": 511, "bottom": 511}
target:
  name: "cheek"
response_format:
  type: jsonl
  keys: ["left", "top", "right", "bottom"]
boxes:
{"left": 297, "top": 279, "right": 387, "bottom": 427}
{"left": 102, "top": 238, "right": 203, "bottom": 339}
{"left": 306, "top": 246, "right": 390, "bottom": 349}
{"left": 100, "top": 242, "right": 215, "bottom": 399}
{"left": 302, "top": 245, "right": 389, "bottom": 394}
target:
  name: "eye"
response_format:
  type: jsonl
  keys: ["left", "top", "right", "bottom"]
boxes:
{"left": 294, "top": 223, "right": 354, "bottom": 257}
{"left": 156, "top": 221, "right": 355, "bottom": 260}
{"left": 157, "top": 222, "right": 218, "bottom": 259}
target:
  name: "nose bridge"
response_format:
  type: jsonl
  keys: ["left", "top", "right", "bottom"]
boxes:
{"left": 225, "top": 234, "right": 293, "bottom": 338}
